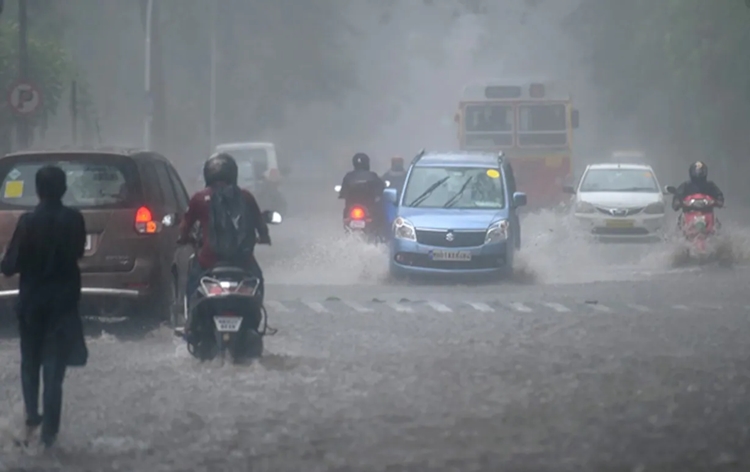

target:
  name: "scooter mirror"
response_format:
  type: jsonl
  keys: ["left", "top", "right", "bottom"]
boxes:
{"left": 269, "top": 211, "right": 283, "bottom": 224}
{"left": 334, "top": 185, "right": 342, "bottom": 193}
{"left": 262, "top": 210, "right": 283, "bottom": 224}
{"left": 665, "top": 185, "right": 677, "bottom": 194}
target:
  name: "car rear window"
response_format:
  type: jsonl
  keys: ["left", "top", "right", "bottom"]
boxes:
{"left": 0, "top": 153, "right": 142, "bottom": 209}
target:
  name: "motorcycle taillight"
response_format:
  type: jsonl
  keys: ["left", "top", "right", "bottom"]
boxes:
{"left": 349, "top": 206, "right": 366, "bottom": 220}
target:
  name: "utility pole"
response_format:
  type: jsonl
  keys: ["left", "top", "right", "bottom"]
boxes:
{"left": 209, "top": 0, "right": 217, "bottom": 151}
{"left": 144, "top": 0, "right": 153, "bottom": 150}
{"left": 17, "top": 0, "right": 29, "bottom": 149}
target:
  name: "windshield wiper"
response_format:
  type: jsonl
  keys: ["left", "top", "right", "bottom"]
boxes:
{"left": 408, "top": 176, "right": 450, "bottom": 207}
{"left": 443, "top": 176, "right": 475, "bottom": 208}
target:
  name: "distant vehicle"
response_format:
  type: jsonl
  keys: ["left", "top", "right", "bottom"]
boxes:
{"left": 564, "top": 163, "right": 668, "bottom": 241}
{"left": 454, "top": 78, "right": 580, "bottom": 208}
{"left": 385, "top": 150, "right": 526, "bottom": 278}
{"left": 611, "top": 150, "right": 647, "bottom": 164}
{"left": 0, "top": 147, "right": 192, "bottom": 319}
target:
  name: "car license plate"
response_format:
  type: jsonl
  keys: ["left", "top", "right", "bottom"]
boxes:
{"left": 430, "top": 250, "right": 471, "bottom": 262}
{"left": 605, "top": 219, "right": 634, "bottom": 228}
{"left": 213, "top": 316, "right": 243, "bottom": 333}
{"left": 349, "top": 220, "right": 366, "bottom": 229}
{"left": 85, "top": 235, "right": 92, "bottom": 251}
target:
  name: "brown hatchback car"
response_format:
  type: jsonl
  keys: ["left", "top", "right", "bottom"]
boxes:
{"left": 0, "top": 148, "right": 192, "bottom": 319}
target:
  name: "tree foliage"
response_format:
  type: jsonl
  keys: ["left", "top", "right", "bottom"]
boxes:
{"left": 566, "top": 0, "right": 750, "bottom": 175}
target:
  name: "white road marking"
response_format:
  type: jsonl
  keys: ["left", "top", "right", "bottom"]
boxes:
{"left": 303, "top": 301, "right": 328, "bottom": 313}
{"left": 389, "top": 303, "right": 414, "bottom": 313}
{"left": 427, "top": 301, "right": 452, "bottom": 313}
{"left": 672, "top": 304, "right": 690, "bottom": 311}
{"left": 627, "top": 304, "right": 651, "bottom": 313}
{"left": 589, "top": 303, "right": 611, "bottom": 313}
{"left": 508, "top": 302, "right": 532, "bottom": 313}
{"left": 542, "top": 302, "right": 570, "bottom": 313}
{"left": 343, "top": 300, "right": 374, "bottom": 313}
{"left": 265, "top": 300, "right": 290, "bottom": 312}
{"left": 466, "top": 302, "right": 494, "bottom": 312}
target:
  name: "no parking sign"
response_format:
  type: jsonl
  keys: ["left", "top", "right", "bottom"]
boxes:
{"left": 6, "top": 81, "right": 42, "bottom": 116}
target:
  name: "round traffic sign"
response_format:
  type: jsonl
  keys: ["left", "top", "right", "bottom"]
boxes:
{"left": 7, "top": 81, "right": 42, "bottom": 116}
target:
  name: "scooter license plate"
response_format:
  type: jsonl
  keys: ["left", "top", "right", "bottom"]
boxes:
{"left": 213, "top": 316, "right": 243, "bottom": 333}
{"left": 349, "top": 220, "right": 366, "bottom": 229}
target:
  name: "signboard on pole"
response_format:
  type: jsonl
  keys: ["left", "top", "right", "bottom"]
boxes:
{"left": 7, "top": 81, "right": 42, "bottom": 116}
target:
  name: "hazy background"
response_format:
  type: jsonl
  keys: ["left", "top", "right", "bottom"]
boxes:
{"left": 1, "top": 0, "right": 748, "bottom": 206}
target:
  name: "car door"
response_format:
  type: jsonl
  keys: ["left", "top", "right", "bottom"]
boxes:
{"left": 165, "top": 163, "right": 193, "bottom": 302}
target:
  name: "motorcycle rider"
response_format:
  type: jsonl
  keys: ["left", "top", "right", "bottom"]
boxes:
{"left": 178, "top": 153, "right": 271, "bottom": 314}
{"left": 381, "top": 156, "right": 407, "bottom": 195}
{"left": 338, "top": 152, "right": 386, "bottom": 232}
{"left": 672, "top": 161, "right": 724, "bottom": 210}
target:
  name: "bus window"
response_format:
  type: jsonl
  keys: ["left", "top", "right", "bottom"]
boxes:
{"left": 518, "top": 104, "right": 567, "bottom": 146}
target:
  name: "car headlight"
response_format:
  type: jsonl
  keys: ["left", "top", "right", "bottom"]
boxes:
{"left": 485, "top": 220, "right": 509, "bottom": 243}
{"left": 643, "top": 202, "right": 665, "bottom": 214}
{"left": 575, "top": 201, "right": 596, "bottom": 214}
{"left": 393, "top": 217, "right": 416, "bottom": 241}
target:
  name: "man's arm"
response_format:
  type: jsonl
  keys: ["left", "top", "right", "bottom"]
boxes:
{"left": 708, "top": 181, "right": 725, "bottom": 207}
{"left": 338, "top": 174, "right": 349, "bottom": 200}
{"left": 73, "top": 210, "right": 86, "bottom": 260}
{"left": 178, "top": 193, "right": 200, "bottom": 242}
{"left": 1, "top": 214, "right": 28, "bottom": 276}
{"left": 245, "top": 191, "right": 270, "bottom": 244}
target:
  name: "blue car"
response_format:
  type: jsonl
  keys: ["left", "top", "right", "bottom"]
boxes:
{"left": 383, "top": 151, "right": 526, "bottom": 278}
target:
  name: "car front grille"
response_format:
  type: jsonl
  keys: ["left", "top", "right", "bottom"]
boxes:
{"left": 595, "top": 207, "right": 644, "bottom": 217}
{"left": 415, "top": 229, "right": 486, "bottom": 248}
{"left": 396, "top": 253, "right": 504, "bottom": 270}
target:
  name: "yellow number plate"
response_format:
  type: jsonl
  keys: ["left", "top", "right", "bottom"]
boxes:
{"left": 605, "top": 219, "right": 634, "bottom": 228}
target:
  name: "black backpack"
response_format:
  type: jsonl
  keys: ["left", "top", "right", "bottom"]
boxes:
{"left": 206, "top": 185, "right": 256, "bottom": 263}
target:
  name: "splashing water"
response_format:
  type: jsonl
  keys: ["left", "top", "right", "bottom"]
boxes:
{"left": 264, "top": 215, "right": 389, "bottom": 285}
{"left": 516, "top": 209, "right": 677, "bottom": 284}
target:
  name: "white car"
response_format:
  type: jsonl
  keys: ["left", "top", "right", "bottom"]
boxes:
{"left": 564, "top": 163, "right": 668, "bottom": 240}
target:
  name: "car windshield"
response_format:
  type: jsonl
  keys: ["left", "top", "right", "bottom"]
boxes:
{"left": 0, "top": 155, "right": 140, "bottom": 209}
{"left": 403, "top": 166, "right": 505, "bottom": 209}
{"left": 579, "top": 168, "right": 658, "bottom": 193}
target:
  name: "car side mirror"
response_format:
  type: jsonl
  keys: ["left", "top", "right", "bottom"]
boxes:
{"left": 262, "top": 210, "right": 283, "bottom": 224}
{"left": 665, "top": 185, "right": 676, "bottom": 195}
{"left": 383, "top": 188, "right": 398, "bottom": 205}
{"left": 454, "top": 112, "right": 460, "bottom": 123}
{"left": 334, "top": 185, "right": 342, "bottom": 193}
{"left": 571, "top": 109, "right": 580, "bottom": 129}
{"left": 563, "top": 185, "right": 576, "bottom": 194}
{"left": 512, "top": 191, "right": 527, "bottom": 207}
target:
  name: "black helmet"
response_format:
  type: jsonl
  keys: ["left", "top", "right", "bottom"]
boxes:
{"left": 204, "top": 152, "right": 238, "bottom": 187}
{"left": 688, "top": 161, "right": 708, "bottom": 184}
{"left": 352, "top": 152, "right": 370, "bottom": 171}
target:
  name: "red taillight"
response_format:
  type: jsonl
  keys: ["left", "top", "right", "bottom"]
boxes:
{"left": 134, "top": 206, "right": 158, "bottom": 234}
{"left": 349, "top": 206, "right": 366, "bottom": 220}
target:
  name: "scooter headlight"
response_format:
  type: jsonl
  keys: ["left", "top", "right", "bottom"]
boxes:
{"left": 393, "top": 217, "right": 416, "bottom": 241}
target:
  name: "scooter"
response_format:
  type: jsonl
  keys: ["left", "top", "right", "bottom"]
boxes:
{"left": 174, "top": 210, "right": 282, "bottom": 365}
{"left": 334, "top": 181, "right": 390, "bottom": 244}
{"left": 666, "top": 186, "right": 717, "bottom": 258}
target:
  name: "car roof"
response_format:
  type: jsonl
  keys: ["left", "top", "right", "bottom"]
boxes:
{"left": 414, "top": 152, "right": 501, "bottom": 168}
{"left": 586, "top": 163, "right": 654, "bottom": 171}
{"left": 2, "top": 147, "right": 174, "bottom": 168}
{"left": 215, "top": 142, "right": 274, "bottom": 150}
